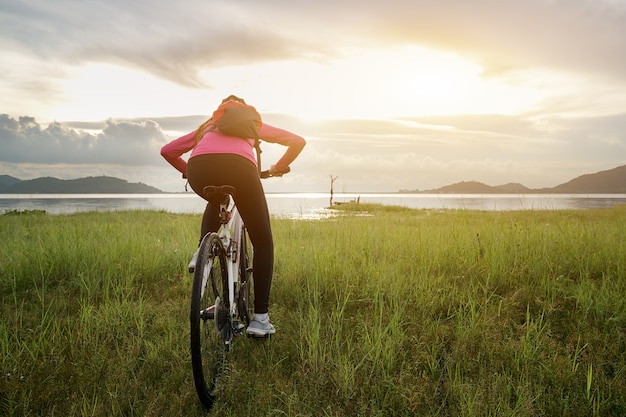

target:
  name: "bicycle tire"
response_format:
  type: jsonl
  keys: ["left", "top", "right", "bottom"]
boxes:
{"left": 237, "top": 226, "right": 254, "bottom": 325}
{"left": 190, "top": 232, "right": 229, "bottom": 410}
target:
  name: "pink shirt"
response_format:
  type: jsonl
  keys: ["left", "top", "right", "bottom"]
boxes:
{"left": 161, "top": 123, "right": 306, "bottom": 176}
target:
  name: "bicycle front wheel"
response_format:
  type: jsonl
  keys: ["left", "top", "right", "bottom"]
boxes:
{"left": 190, "top": 232, "right": 228, "bottom": 410}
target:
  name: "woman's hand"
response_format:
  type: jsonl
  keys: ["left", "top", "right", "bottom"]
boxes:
{"left": 261, "top": 165, "right": 290, "bottom": 178}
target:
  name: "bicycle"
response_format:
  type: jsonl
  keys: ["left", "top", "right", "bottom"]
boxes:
{"left": 189, "top": 167, "right": 289, "bottom": 410}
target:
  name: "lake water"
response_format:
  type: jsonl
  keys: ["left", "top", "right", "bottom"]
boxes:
{"left": 1, "top": 193, "right": 626, "bottom": 218}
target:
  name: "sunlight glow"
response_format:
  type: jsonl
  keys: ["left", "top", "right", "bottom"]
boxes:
{"left": 201, "top": 46, "right": 544, "bottom": 121}
{"left": 53, "top": 64, "right": 211, "bottom": 121}
{"left": 51, "top": 46, "right": 544, "bottom": 123}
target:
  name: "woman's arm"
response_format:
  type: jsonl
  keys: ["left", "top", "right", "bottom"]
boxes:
{"left": 160, "top": 131, "right": 196, "bottom": 177}
{"left": 259, "top": 123, "right": 306, "bottom": 172}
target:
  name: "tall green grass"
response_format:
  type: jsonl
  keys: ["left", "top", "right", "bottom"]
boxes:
{"left": 1, "top": 205, "right": 625, "bottom": 416}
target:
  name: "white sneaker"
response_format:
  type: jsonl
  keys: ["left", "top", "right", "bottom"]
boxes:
{"left": 188, "top": 249, "right": 199, "bottom": 273}
{"left": 246, "top": 316, "right": 276, "bottom": 337}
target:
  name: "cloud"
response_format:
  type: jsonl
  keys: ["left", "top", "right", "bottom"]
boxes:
{"left": 1, "top": 110, "right": 623, "bottom": 192}
{"left": 539, "top": 113, "right": 626, "bottom": 160}
{"left": 0, "top": 114, "right": 168, "bottom": 166}
{"left": 0, "top": 0, "right": 325, "bottom": 88}
{"left": 279, "top": 108, "right": 626, "bottom": 190}
{"left": 318, "top": 0, "right": 626, "bottom": 82}
{"left": 3, "top": 0, "right": 626, "bottom": 90}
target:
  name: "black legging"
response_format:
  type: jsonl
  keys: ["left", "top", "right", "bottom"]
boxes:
{"left": 186, "top": 154, "right": 273, "bottom": 314}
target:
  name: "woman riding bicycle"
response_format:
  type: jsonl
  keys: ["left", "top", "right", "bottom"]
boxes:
{"left": 161, "top": 95, "right": 306, "bottom": 336}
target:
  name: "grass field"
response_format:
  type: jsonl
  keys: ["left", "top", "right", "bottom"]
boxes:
{"left": 1, "top": 204, "right": 625, "bottom": 416}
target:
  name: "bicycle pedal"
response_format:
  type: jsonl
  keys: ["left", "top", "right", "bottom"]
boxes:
{"left": 199, "top": 305, "right": 215, "bottom": 321}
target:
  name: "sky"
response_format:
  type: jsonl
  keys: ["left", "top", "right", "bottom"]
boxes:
{"left": 1, "top": 0, "right": 625, "bottom": 193}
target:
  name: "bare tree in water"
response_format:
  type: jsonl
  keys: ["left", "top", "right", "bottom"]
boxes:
{"left": 329, "top": 175, "right": 338, "bottom": 207}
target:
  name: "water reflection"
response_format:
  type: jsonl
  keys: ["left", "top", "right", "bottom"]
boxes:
{"left": 1, "top": 193, "right": 625, "bottom": 219}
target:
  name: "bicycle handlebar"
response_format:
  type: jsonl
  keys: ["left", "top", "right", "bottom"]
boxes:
{"left": 260, "top": 167, "right": 291, "bottom": 179}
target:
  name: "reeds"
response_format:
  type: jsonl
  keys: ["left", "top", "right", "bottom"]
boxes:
{"left": 1, "top": 205, "right": 625, "bottom": 416}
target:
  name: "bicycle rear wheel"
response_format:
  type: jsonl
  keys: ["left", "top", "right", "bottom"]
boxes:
{"left": 190, "top": 232, "right": 229, "bottom": 410}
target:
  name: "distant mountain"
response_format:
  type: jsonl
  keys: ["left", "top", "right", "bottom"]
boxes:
{"left": 0, "top": 175, "right": 163, "bottom": 194}
{"left": 429, "top": 181, "right": 499, "bottom": 193}
{"left": 542, "top": 165, "right": 626, "bottom": 193}
{"left": 495, "top": 183, "right": 534, "bottom": 193}
{"left": 420, "top": 181, "right": 534, "bottom": 194}
{"left": 404, "top": 165, "right": 626, "bottom": 194}
{"left": 0, "top": 175, "right": 21, "bottom": 188}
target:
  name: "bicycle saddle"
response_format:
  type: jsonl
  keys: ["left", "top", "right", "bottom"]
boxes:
{"left": 202, "top": 185, "right": 236, "bottom": 202}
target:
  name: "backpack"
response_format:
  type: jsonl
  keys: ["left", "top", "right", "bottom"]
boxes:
{"left": 210, "top": 100, "right": 264, "bottom": 173}
{"left": 212, "top": 100, "right": 262, "bottom": 140}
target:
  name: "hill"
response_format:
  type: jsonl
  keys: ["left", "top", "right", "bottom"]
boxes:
{"left": 543, "top": 165, "right": 626, "bottom": 193}
{"left": 409, "top": 165, "right": 626, "bottom": 194}
{"left": 422, "top": 181, "right": 533, "bottom": 194}
{"left": 0, "top": 175, "right": 22, "bottom": 188}
{"left": 0, "top": 175, "right": 163, "bottom": 194}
